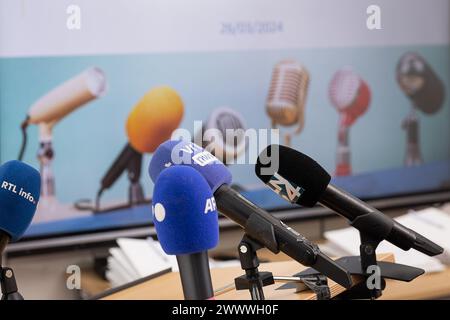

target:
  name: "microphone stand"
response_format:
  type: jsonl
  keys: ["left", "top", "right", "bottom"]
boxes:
{"left": 0, "top": 237, "right": 24, "bottom": 300}
{"left": 336, "top": 124, "right": 351, "bottom": 176}
{"left": 278, "top": 228, "right": 425, "bottom": 299}
{"left": 38, "top": 140, "right": 55, "bottom": 199}
{"left": 37, "top": 122, "right": 57, "bottom": 202}
{"left": 234, "top": 234, "right": 275, "bottom": 300}
{"left": 234, "top": 229, "right": 332, "bottom": 300}
{"left": 95, "top": 145, "right": 146, "bottom": 212}
{"left": 0, "top": 267, "right": 24, "bottom": 300}
{"left": 402, "top": 107, "right": 423, "bottom": 166}
{"left": 127, "top": 152, "right": 145, "bottom": 206}
{"left": 335, "top": 230, "right": 424, "bottom": 299}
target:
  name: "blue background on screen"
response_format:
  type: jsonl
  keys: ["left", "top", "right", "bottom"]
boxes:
{"left": 1, "top": 45, "right": 449, "bottom": 206}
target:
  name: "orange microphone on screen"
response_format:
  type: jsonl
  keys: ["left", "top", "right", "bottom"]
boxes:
{"left": 96, "top": 86, "right": 184, "bottom": 211}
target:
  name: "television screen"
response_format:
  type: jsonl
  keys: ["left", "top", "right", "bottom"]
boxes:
{"left": 0, "top": 0, "right": 449, "bottom": 239}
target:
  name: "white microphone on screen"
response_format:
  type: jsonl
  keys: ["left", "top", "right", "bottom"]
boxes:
{"left": 18, "top": 67, "right": 107, "bottom": 201}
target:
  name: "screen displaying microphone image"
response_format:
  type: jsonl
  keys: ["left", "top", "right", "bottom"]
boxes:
{"left": 396, "top": 52, "right": 446, "bottom": 166}
{"left": 152, "top": 165, "right": 218, "bottom": 300}
{"left": 266, "top": 60, "right": 310, "bottom": 146}
{"left": 95, "top": 86, "right": 184, "bottom": 211}
{"left": 0, "top": 0, "right": 448, "bottom": 252}
{"left": 0, "top": 0, "right": 449, "bottom": 302}
{"left": 328, "top": 68, "right": 371, "bottom": 176}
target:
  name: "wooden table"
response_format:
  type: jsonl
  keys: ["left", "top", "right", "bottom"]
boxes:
{"left": 381, "top": 267, "right": 450, "bottom": 300}
{"left": 101, "top": 254, "right": 398, "bottom": 300}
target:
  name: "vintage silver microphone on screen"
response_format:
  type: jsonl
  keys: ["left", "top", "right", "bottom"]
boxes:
{"left": 329, "top": 67, "right": 371, "bottom": 176}
{"left": 266, "top": 60, "right": 310, "bottom": 146}
{"left": 396, "top": 52, "right": 445, "bottom": 166}
{"left": 195, "top": 107, "right": 247, "bottom": 165}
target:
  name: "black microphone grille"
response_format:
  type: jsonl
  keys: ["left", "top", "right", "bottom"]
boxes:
{"left": 396, "top": 52, "right": 445, "bottom": 114}
{"left": 255, "top": 144, "right": 331, "bottom": 207}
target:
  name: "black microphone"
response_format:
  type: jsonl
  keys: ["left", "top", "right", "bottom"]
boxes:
{"left": 149, "top": 140, "right": 353, "bottom": 289}
{"left": 176, "top": 253, "right": 214, "bottom": 300}
{"left": 255, "top": 144, "right": 444, "bottom": 257}
{"left": 396, "top": 52, "right": 446, "bottom": 166}
{"left": 397, "top": 52, "right": 445, "bottom": 115}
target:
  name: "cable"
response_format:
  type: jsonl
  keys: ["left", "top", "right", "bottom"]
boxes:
{"left": 17, "top": 117, "right": 29, "bottom": 161}
{"left": 73, "top": 189, "right": 103, "bottom": 212}
{"left": 95, "top": 189, "right": 103, "bottom": 212}
{"left": 73, "top": 198, "right": 95, "bottom": 211}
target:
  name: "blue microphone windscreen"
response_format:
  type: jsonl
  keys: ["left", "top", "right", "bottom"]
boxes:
{"left": 0, "top": 160, "right": 41, "bottom": 241}
{"left": 152, "top": 165, "right": 219, "bottom": 255}
{"left": 149, "top": 139, "right": 232, "bottom": 192}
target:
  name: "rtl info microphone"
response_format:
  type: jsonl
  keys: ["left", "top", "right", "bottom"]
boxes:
{"left": 152, "top": 165, "right": 218, "bottom": 300}
{"left": 149, "top": 140, "right": 353, "bottom": 289}
{"left": 0, "top": 160, "right": 41, "bottom": 245}
{"left": 255, "top": 144, "right": 444, "bottom": 257}
{"left": 0, "top": 160, "right": 41, "bottom": 300}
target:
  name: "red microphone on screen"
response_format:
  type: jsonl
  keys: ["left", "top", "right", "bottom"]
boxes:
{"left": 396, "top": 52, "right": 445, "bottom": 166}
{"left": 266, "top": 60, "right": 310, "bottom": 146}
{"left": 329, "top": 67, "right": 371, "bottom": 176}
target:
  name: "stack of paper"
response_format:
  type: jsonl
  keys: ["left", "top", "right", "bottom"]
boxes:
{"left": 106, "top": 238, "right": 177, "bottom": 288}
{"left": 324, "top": 206, "right": 450, "bottom": 274}
{"left": 106, "top": 238, "right": 240, "bottom": 288}
{"left": 403, "top": 207, "right": 450, "bottom": 264}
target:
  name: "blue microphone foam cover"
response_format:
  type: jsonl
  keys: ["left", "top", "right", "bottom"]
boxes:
{"left": 152, "top": 165, "right": 219, "bottom": 255}
{"left": 149, "top": 139, "right": 232, "bottom": 192}
{"left": 0, "top": 160, "right": 41, "bottom": 241}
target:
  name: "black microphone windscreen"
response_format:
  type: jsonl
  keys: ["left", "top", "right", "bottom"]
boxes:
{"left": 255, "top": 145, "right": 331, "bottom": 207}
{"left": 396, "top": 52, "right": 445, "bottom": 114}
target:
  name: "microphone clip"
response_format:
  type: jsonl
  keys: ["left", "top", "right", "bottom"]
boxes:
{"left": 278, "top": 229, "right": 425, "bottom": 300}
{"left": 0, "top": 266, "right": 24, "bottom": 300}
{"left": 337, "top": 231, "right": 424, "bottom": 299}
{"left": 233, "top": 234, "right": 333, "bottom": 300}
{"left": 234, "top": 234, "right": 275, "bottom": 301}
